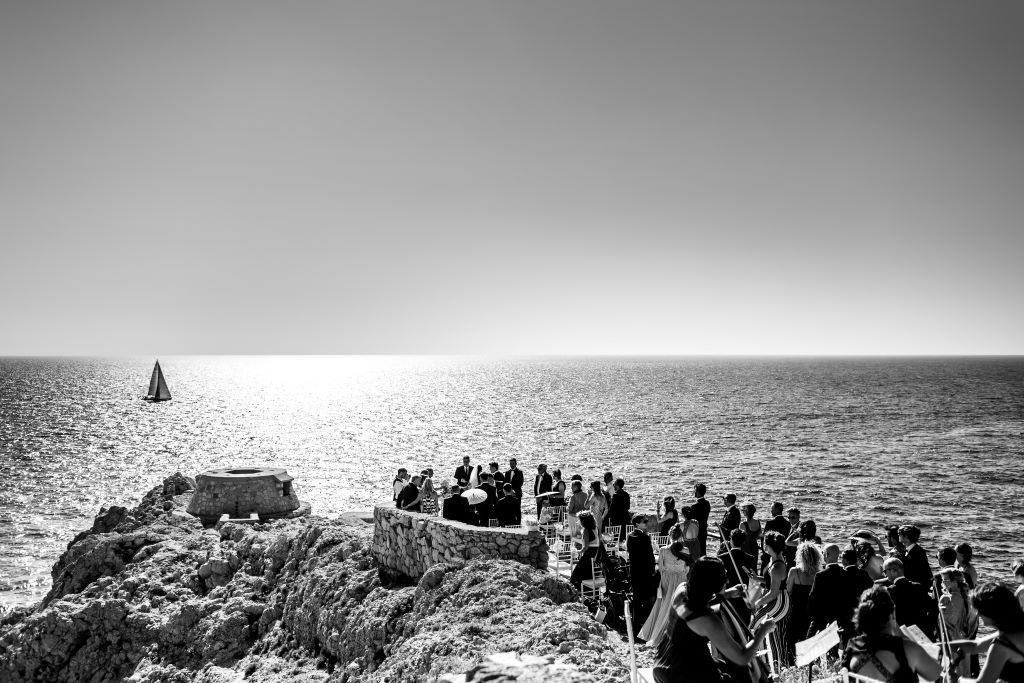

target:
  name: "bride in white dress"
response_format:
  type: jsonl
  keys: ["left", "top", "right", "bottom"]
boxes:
{"left": 638, "top": 526, "right": 693, "bottom": 646}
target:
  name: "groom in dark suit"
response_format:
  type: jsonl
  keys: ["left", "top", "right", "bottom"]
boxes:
{"left": 533, "top": 464, "right": 552, "bottom": 517}
{"left": 453, "top": 456, "right": 473, "bottom": 487}
{"left": 505, "top": 458, "right": 524, "bottom": 499}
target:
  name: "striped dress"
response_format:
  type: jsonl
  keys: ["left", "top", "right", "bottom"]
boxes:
{"left": 751, "top": 559, "right": 791, "bottom": 669}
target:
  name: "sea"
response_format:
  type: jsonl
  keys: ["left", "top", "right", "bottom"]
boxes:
{"left": 1, "top": 356, "right": 1022, "bottom": 608}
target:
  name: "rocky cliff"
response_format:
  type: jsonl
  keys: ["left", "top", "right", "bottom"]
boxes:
{"left": 0, "top": 474, "right": 630, "bottom": 683}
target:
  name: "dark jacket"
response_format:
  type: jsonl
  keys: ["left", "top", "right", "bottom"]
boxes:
{"left": 505, "top": 467, "right": 524, "bottom": 498}
{"left": 533, "top": 472, "right": 552, "bottom": 497}
{"left": 808, "top": 564, "right": 857, "bottom": 636}
{"left": 454, "top": 465, "right": 474, "bottom": 486}
{"left": 903, "top": 544, "right": 933, "bottom": 590}
{"left": 844, "top": 565, "right": 875, "bottom": 603}
{"left": 764, "top": 514, "right": 791, "bottom": 538}
{"left": 478, "top": 483, "right": 498, "bottom": 521}
{"left": 888, "top": 576, "right": 936, "bottom": 637}
{"left": 626, "top": 530, "right": 657, "bottom": 588}
{"left": 442, "top": 495, "right": 471, "bottom": 524}
{"left": 491, "top": 471, "right": 505, "bottom": 496}
{"left": 609, "top": 489, "right": 631, "bottom": 526}
{"left": 495, "top": 495, "right": 521, "bottom": 527}
{"left": 692, "top": 498, "right": 710, "bottom": 552}
{"left": 717, "top": 548, "right": 757, "bottom": 586}
{"left": 720, "top": 505, "right": 741, "bottom": 538}
{"left": 397, "top": 483, "right": 420, "bottom": 512}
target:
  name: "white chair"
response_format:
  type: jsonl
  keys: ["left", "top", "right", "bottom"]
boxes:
{"left": 603, "top": 525, "right": 622, "bottom": 555}
{"left": 579, "top": 558, "right": 606, "bottom": 600}
{"left": 624, "top": 524, "right": 635, "bottom": 537}
{"left": 653, "top": 534, "right": 669, "bottom": 548}
{"left": 488, "top": 519, "right": 499, "bottom": 528}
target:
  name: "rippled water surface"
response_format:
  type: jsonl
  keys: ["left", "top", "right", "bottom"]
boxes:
{"left": 1, "top": 356, "right": 1022, "bottom": 606}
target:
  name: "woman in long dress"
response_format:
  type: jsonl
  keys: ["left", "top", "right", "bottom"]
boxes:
{"left": 751, "top": 531, "right": 791, "bottom": 670}
{"left": 938, "top": 568, "right": 979, "bottom": 678}
{"left": 785, "top": 541, "right": 822, "bottom": 662}
{"left": 640, "top": 526, "right": 693, "bottom": 646}
{"left": 586, "top": 480, "right": 609, "bottom": 532}
{"left": 679, "top": 505, "right": 701, "bottom": 560}
{"left": 419, "top": 469, "right": 439, "bottom": 515}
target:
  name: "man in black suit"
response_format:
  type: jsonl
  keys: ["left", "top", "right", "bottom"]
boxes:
{"left": 719, "top": 493, "right": 741, "bottom": 540}
{"left": 443, "top": 485, "right": 471, "bottom": 524}
{"left": 718, "top": 528, "right": 757, "bottom": 622}
{"left": 396, "top": 475, "right": 422, "bottom": 512}
{"left": 841, "top": 547, "right": 874, "bottom": 603}
{"left": 608, "top": 478, "right": 631, "bottom": 541}
{"left": 495, "top": 483, "right": 521, "bottom": 527}
{"left": 809, "top": 544, "right": 857, "bottom": 644}
{"left": 533, "top": 464, "right": 552, "bottom": 517}
{"left": 882, "top": 557, "right": 937, "bottom": 638}
{"left": 763, "top": 502, "right": 791, "bottom": 570}
{"left": 505, "top": 458, "right": 524, "bottom": 499}
{"left": 488, "top": 462, "right": 505, "bottom": 498}
{"left": 898, "top": 525, "right": 933, "bottom": 592}
{"left": 626, "top": 514, "right": 658, "bottom": 629}
{"left": 454, "top": 456, "right": 474, "bottom": 488}
{"left": 692, "top": 483, "right": 711, "bottom": 557}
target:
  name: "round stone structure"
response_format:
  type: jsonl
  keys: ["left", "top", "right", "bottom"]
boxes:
{"left": 186, "top": 467, "right": 308, "bottom": 524}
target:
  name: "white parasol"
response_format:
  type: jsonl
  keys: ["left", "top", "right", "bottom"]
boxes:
{"left": 462, "top": 488, "right": 488, "bottom": 505}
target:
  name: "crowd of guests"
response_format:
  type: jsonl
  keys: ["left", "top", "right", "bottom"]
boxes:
{"left": 389, "top": 459, "right": 1024, "bottom": 683}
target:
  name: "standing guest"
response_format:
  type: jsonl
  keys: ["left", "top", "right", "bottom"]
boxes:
{"left": 602, "top": 471, "right": 614, "bottom": 496}
{"left": 488, "top": 462, "right": 505, "bottom": 495}
{"left": 853, "top": 540, "right": 884, "bottom": 581}
{"left": 738, "top": 504, "right": 761, "bottom": 565}
{"left": 657, "top": 496, "right": 679, "bottom": 536}
{"left": 692, "top": 483, "right": 711, "bottom": 557}
{"left": 763, "top": 502, "right": 791, "bottom": 570}
{"left": 752, "top": 531, "right": 791, "bottom": 669}
{"left": 882, "top": 557, "right": 936, "bottom": 638}
{"left": 505, "top": 458, "right": 524, "bottom": 498}
{"left": 785, "top": 541, "right": 823, "bottom": 660}
{"left": 850, "top": 529, "right": 890, "bottom": 561}
{"left": 783, "top": 509, "right": 802, "bottom": 568}
{"left": 419, "top": 469, "right": 439, "bottom": 515}
{"left": 679, "top": 505, "right": 702, "bottom": 561}
{"left": 397, "top": 475, "right": 422, "bottom": 512}
{"left": 935, "top": 546, "right": 958, "bottom": 596}
{"left": 533, "top": 464, "right": 553, "bottom": 517}
{"left": 495, "top": 483, "right": 521, "bottom": 527}
{"left": 808, "top": 544, "right": 857, "bottom": 645}
{"left": 443, "top": 485, "right": 470, "bottom": 524}
{"left": 719, "top": 493, "right": 741, "bottom": 541}
{"left": 587, "top": 480, "right": 609, "bottom": 532}
{"left": 639, "top": 524, "right": 692, "bottom": 647}
{"left": 565, "top": 480, "right": 588, "bottom": 539}
{"left": 841, "top": 586, "right": 941, "bottom": 683}
{"left": 569, "top": 511, "right": 607, "bottom": 589}
{"left": 627, "top": 514, "right": 659, "bottom": 634}
{"left": 608, "top": 478, "right": 631, "bottom": 540}
{"left": 1013, "top": 560, "right": 1024, "bottom": 611}
{"left": 652, "top": 557, "right": 776, "bottom": 683}
{"left": 841, "top": 547, "right": 874, "bottom": 604}
{"left": 950, "top": 583, "right": 1024, "bottom": 683}
{"left": 938, "top": 568, "right": 979, "bottom": 678}
{"left": 454, "top": 457, "right": 473, "bottom": 488}
{"left": 898, "top": 525, "right": 933, "bottom": 590}
{"left": 885, "top": 525, "right": 907, "bottom": 560}
{"left": 955, "top": 542, "right": 978, "bottom": 589}
{"left": 392, "top": 468, "right": 408, "bottom": 504}
{"left": 718, "top": 528, "right": 757, "bottom": 623}
{"left": 549, "top": 469, "right": 566, "bottom": 508}
{"left": 478, "top": 473, "right": 498, "bottom": 524}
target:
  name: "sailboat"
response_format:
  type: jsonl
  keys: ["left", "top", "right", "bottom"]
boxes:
{"left": 143, "top": 360, "right": 172, "bottom": 402}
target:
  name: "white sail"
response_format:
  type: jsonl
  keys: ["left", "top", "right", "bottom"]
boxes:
{"left": 145, "top": 361, "right": 171, "bottom": 401}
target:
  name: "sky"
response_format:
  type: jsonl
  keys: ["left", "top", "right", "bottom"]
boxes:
{"left": 1, "top": 0, "right": 1022, "bottom": 355}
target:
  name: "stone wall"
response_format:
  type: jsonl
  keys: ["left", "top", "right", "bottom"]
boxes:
{"left": 372, "top": 504, "right": 549, "bottom": 579}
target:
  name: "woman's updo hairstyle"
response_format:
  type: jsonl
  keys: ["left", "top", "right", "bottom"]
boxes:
{"left": 854, "top": 586, "right": 895, "bottom": 637}
{"left": 800, "top": 520, "right": 817, "bottom": 541}
{"left": 681, "top": 505, "right": 694, "bottom": 520}
{"left": 763, "top": 531, "right": 786, "bottom": 555}
{"left": 683, "top": 557, "right": 727, "bottom": 609}
{"left": 577, "top": 510, "right": 596, "bottom": 532}
{"left": 972, "top": 582, "right": 1024, "bottom": 632}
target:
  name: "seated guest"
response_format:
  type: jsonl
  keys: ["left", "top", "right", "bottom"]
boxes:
{"left": 882, "top": 557, "right": 936, "bottom": 638}
{"left": 397, "top": 475, "right": 422, "bottom": 512}
{"left": 652, "top": 557, "right": 775, "bottom": 683}
{"left": 494, "top": 483, "right": 521, "bottom": 527}
{"left": 841, "top": 586, "right": 941, "bottom": 682}
{"left": 442, "top": 485, "right": 470, "bottom": 524}
{"left": 569, "top": 511, "right": 607, "bottom": 589}
{"left": 955, "top": 542, "right": 978, "bottom": 590}
{"left": 949, "top": 582, "right": 1024, "bottom": 683}
{"left": 808, "top": 544, "right": 857, "bottom": 644}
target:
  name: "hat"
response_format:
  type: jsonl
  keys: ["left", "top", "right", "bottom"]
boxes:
{"left": 849, "top": 529, "right": 875, "bottom": 544}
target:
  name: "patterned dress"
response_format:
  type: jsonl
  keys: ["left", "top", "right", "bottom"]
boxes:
{"left": 751, "top": 559, "right": 790, "bottom": 669}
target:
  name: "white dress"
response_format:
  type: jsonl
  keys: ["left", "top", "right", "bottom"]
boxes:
{"left": 638, "top": 547, "right": 690, "bottom": 646}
